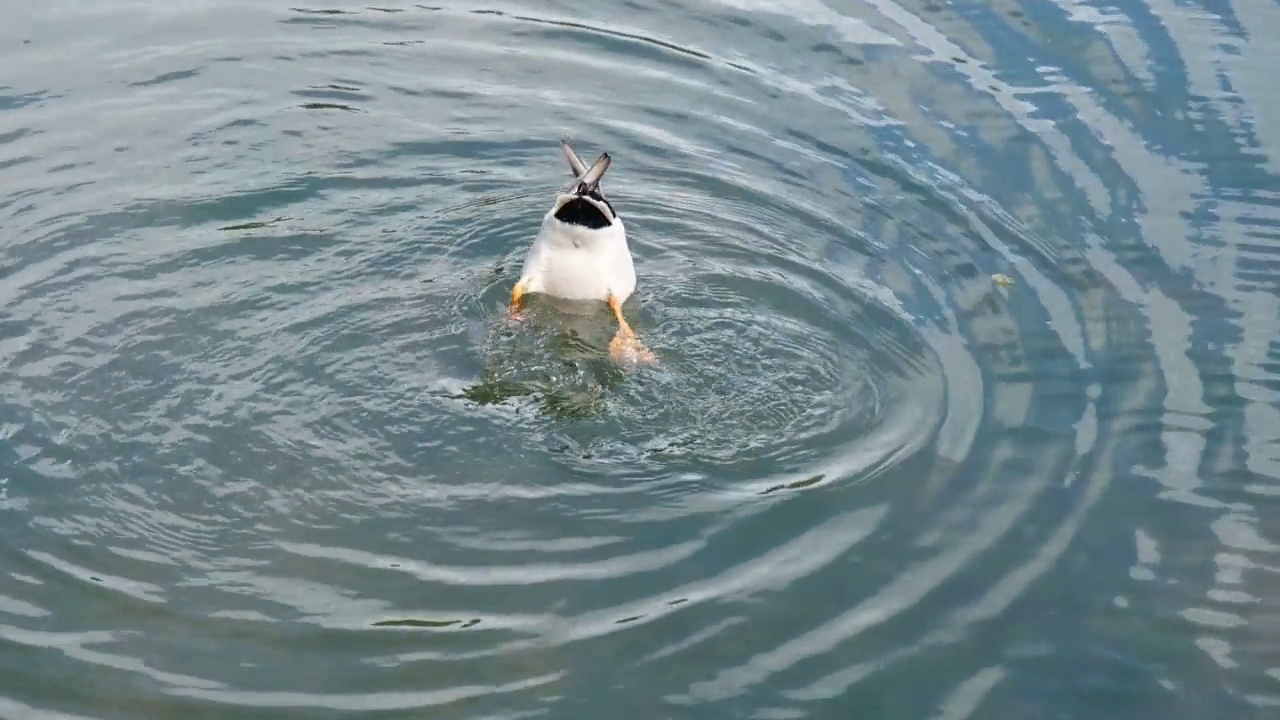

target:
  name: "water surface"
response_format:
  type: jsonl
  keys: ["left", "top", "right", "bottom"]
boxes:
{"left": 2, "top": 0, "right": 1280, "bottom": 717}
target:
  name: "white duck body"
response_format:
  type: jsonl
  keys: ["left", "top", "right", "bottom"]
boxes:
{"left": 518, "top": 199, "right": 634, "bottom": 305}
{"left": 509, "top": 140, "right": 656, "bottom": 365}
{"left": 514, "top": 141, "right": 636, "bottom": 310}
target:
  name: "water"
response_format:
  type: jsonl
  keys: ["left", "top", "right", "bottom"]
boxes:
{"left": 2, "top": 0, "right": 1278, "bottom": 716}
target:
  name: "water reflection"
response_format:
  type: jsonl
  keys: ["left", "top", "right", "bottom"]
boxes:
{"left": 0, "top": 0, "right": 1278, "bottom": 716}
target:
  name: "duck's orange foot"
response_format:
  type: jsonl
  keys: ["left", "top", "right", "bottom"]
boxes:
{"left": 508, "top": 281, "right": 529, "bottom": 322}
{"left": 609, "top": 330, "right": 658, "bottom": 366}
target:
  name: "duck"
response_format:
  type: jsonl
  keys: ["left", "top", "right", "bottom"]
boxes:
{"left": 509, "top": 139, "right": 656, "bottom": 365}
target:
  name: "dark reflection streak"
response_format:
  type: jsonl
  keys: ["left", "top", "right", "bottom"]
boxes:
{"left": 759, "top": 474, "right": 824, "bottom": 496}
{"left": 506, "top": 14, "right": 716, "bottom": 63}
{"left": 127, "top": 69, "right": 201, "bottom": 88}
{"left": 372, "top": 618, "right": 461, "bottom": 628}
{"left": 218, "top": 216, "right": 290, "bottom": 232}
{"left": 300, "top": 102, "right": 360, "bottom": 112}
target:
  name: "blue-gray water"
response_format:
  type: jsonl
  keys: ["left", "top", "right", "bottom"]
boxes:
{"left": 2, "top": 0, "right": 1279, "bottom": 717}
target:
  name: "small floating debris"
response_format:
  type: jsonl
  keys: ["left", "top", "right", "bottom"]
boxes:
{"left": 992, "top": 273, "right": 1014, "bottom": 288}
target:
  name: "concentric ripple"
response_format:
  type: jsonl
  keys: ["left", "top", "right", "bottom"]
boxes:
{"left": 459, "top": 171, "right": 944, "bottom": 495}
{"left": 2, "top": 0, "right": 1278, "bottom": 718}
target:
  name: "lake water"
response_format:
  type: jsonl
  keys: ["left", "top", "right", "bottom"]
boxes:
{"left": 2, "top": 0, "right": 1279, "bottom": 717}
